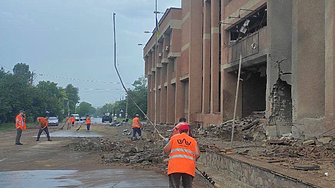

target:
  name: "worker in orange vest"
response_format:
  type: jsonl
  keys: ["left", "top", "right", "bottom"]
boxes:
{"left": 65, "top": 116, "right": 70, "bottom": 130}
{"left": 164, "top": 124, "right": 200, "bottom": 188}
{"left": 86, "top": 115, "right": 91, "bottom": 131}
{"left": 70, "top": 116, "right": 75, "bottom": 126}
{"left": 132, "top": 114, "right": 142, "bottom": 140}
{"left": 15, "top": 110, "right": 26, "bottom": 145}
{"left": 171, "top": 117, "right": 192, "bottom": 137}
{"left": 36, "top": 116, "right": 52, "bottom": 141}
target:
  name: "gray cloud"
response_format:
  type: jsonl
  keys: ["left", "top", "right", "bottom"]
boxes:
{"left": 0, "top": 0, "right": 180, "bottom": 107}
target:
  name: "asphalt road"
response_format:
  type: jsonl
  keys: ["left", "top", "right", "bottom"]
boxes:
{"left": 0, "top": 124, "right": 208, "bottom": 188}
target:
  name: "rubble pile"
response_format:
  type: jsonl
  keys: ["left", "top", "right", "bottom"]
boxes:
{"left": 67, "top": 137, "right": 167, "bottom": 170}
{"left": 264, "top": 144, "right": 335, "bottom": 159}
{"left": 196, "top": 111, "right": 267, "bottom": 142}
{"left": 67, "top": 138, "right": 103, "bottom": 152}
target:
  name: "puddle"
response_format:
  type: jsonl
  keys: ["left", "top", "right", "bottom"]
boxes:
{"left": 35, "top": 130, "right": 102, "bottom": 138}
{"left": 0, "top": 169, "right": 168, "bottom": 188}
{"left": 0, "top": 170, "right": 80, "bottom": 188}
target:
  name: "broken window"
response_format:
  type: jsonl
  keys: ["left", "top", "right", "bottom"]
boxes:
{"left": 229, "top": 5, "right": 267, "bottom": 42}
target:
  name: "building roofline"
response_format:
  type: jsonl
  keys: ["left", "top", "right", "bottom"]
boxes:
{"left": 144, "top": 7, "right": 182, "bottom": 49}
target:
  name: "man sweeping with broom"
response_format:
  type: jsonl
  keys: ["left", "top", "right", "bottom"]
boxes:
{"left": 36, "top": 116, "right": 52, "bottom": 141}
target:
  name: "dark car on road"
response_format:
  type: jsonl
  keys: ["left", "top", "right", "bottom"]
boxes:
{"left": 102, "top": 115, "right": 112, "bottom": 123}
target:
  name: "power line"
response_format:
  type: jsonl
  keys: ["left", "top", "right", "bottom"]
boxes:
{"left": 37, "top": 73, "right": 132, "bottom": 85}
{"left": 0, "top": 64, "right": 13, "bottom": 72}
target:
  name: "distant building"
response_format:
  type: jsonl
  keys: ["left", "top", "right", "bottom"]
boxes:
{"left": 143, "top": 0, "right": 335, "bottom": 139}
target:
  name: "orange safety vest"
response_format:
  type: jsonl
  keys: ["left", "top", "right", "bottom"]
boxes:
{"left": 168, "top": 133, "right": 197, "bottom": 177}
{"left": 37, "top": 117, "right": 48, "bottom": 129}
{"left": 15, "top": 115, "right": 26, "bottom": 130}
{"left": 86, "top": 117, "right": 91, "bottom": 124}
{"left": 70, "top": 117, "right": 75, "bottom": 123}
{"left": 132, "top": 117, "right": 141, "bottom": 129}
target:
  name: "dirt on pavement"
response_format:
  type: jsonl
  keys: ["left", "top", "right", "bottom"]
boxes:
{"left": 0, "top": 123, "right": 209, "bottom": 188}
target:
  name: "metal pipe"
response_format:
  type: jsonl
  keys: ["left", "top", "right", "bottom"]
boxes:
{"left": 230, "top": 53, "right": 243, "bottom": 147}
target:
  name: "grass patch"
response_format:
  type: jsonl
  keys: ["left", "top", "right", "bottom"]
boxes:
{"left": 0, "top": 123, "right": 35, "bottom": 132}
{"left": 0, "top": 123, "right": 15, "bottom": 132}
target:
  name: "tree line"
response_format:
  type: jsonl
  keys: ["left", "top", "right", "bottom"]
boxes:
{"left": 0, "top": 63, "right": 79, "bottom": 124}
{"left": 0, "top": 63, "right": 147, "bottom": 124}
{"left": 94, "top": 76, "right": 147, "bottom": 120}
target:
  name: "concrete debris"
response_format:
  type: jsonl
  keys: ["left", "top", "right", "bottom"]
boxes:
{"left": 280, "top": 133, "right": 293, "bottom": 140}
{"left": 317, "top": 137, "right": 333, "bottom": 144}
{"left": 293, "top": 164, "right": 320, "bottom": 171}
{"left": 267, "top": 139, "right": 292, "bottom": 145}
{"left": 122, "top": 129, "right": 131, "bottom": 136}
{"left": 195, "top": 112, "right": 267, "bottom": 142}
{"left": 67, "top": 137, "right": 167, "bottom": 171}
{"left": 302, "top": 140, "right": 315, "bottom": 146}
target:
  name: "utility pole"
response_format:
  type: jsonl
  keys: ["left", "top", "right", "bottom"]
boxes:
{"left": 125, "top": 94, "right": 128, "bottom": 119}
{"left": 230, "top": 54, "right": 243, "bottom": 147}
{"left": 67, "top": 101, "right": 70, "bottom": 116}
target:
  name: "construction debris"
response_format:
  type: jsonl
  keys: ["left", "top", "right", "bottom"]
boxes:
{"left": 67, "top": 137, "right": 167, "bottom": 171}
{"left": 196, "top": 111, "right": 267, "bottom": 142}
{"left": 302, "top": 140, "right": 315, "bottom": 146}
{"left": 293, "top": 164, "right": 320, "bottom": 171}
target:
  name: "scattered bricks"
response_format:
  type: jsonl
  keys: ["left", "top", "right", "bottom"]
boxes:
{"left": 303, "top": 140, "right": 315, "bottom": 146}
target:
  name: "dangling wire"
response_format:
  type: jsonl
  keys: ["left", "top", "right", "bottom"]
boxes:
{"left": 112, "top": 13, "right": 165, "bottom": 139}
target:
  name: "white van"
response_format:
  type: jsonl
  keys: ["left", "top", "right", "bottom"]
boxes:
{"left": 71, "top": 114, "right": 80, "bottom": 121}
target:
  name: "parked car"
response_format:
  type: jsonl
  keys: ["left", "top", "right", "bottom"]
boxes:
{"left": 80, "top": 116, "right": 87, "bottom": 121}
{"left": 48, "top": 117, "right": 59, "bottom": 126}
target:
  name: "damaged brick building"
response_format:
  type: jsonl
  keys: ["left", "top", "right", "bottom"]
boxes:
{"left": 143, "top": 0, "right": 335, "bottom": 139}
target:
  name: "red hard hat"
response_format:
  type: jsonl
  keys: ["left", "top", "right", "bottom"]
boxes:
{"left": 178, "top": 123, "right": 189, "bottom": 133}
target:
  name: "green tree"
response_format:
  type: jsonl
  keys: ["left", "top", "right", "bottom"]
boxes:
{"left": 96, "top": 103, "right": 113, "bottom": 117}
{"left": 36, "top": 81, "right": 67, "bottom": 120}
{"left": 13, "top": 63, "right": 33, "bottom": 84}
{"left": 65, "top": 84, "right": 80, "bottom": 114}
{"left": 106, "top": 76, "right": 147, "bottom": 120}
{"left": 77, "top": 101, "right": 95, "bottom": 117}
{"left": 126, "top": 76, "right": 147, "bottom": 119}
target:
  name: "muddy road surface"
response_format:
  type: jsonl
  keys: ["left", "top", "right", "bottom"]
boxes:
{"left": 0, "top": 123, "right": 208, "bottom": 188}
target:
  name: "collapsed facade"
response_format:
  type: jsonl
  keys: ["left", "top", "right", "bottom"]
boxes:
{"left": 143, "top": 0, "right": 335, "bottom": 138}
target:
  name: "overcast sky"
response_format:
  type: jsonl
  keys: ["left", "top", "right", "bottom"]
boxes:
{"left": 0, "top": 0, "right": 181, "bottom": 107}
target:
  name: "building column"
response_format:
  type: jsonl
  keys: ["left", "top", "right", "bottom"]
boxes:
{"left": 160, "top": 64, "right": 167, "bottom": 124}
{"left": 292, "top": 0, "right": 325, "bottom": 137}
{"left": 151, "top": 72, "right": 156, "bottom": 122}
{"left": 202, "top": 0, "right": 211, "bottom": 114}
{"left": 167, "top": 59, "right": 175, "bottom": 124}
{"left": 156, "top": 68, "right": 161, "bottom": 124}
{"left": 175, "top": 58, "right": 185, "bottom": 122}
{"left": 325, "top": 0, "right": 335, "bottom": 125}
{"left": 211, "top": 0, "right": 220, "bottom": 113}
{"left": 188, "top": 0, "right": 203, "bottom": 123}
{"left": 147, "top": 75, "right": 151, "bottom": 120}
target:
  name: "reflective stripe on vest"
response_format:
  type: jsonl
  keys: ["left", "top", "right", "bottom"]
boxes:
{"left": 170, "top": 148, "right": 196, "bottom": 156}
{"left": 169, "top": 154, "right": 196, "bottom": 161}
